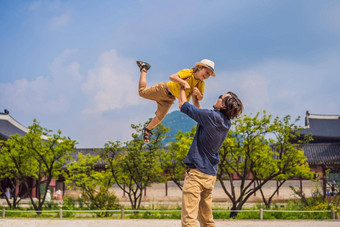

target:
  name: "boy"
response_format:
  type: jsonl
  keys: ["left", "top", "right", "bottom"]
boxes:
{"left": 137, "top": 59, "right": 215, "bottom": 143}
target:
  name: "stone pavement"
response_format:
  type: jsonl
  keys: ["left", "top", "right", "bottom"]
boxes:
{"left": 0, "top": 219, "right": 339, "bottom": 227}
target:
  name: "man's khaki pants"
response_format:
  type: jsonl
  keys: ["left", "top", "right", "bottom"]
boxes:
{"left": 181, "top": 168, "right": 216, "bottom": 227}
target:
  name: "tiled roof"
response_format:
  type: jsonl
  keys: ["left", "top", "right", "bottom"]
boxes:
{"left": 71, "top": 148, "right": 101, "bottom": 160}
{"left": 301, "top": 143, "right": 340, "bottom": 165}
{"left": 63, "top": 148, "right": 105, "bottom": 169}
{"left": 300, "top": 112, "right": 340, "bottom": 138}
{"left": 0, "top": 112, "right": 28, "bottom": 139}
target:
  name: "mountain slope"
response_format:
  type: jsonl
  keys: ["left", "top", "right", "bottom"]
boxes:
{"left": 161, "top": 110, "right": 196, "bottom": 145}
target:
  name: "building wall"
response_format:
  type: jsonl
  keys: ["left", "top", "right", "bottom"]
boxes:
{"left": 62, "top": 179, "right": 321, "bottom": 203}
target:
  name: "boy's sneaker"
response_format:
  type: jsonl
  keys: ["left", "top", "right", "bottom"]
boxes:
{"left": 136, "top": 61, "right": 151, "bottom": 72}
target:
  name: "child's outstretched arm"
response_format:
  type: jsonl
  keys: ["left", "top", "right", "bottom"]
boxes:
{"left": 169, "top": 73, "right": 190, "bottom": 90}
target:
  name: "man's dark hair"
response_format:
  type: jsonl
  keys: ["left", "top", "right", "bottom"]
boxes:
{"left": 220, "top": 92, "right": 243, "bottom": 120}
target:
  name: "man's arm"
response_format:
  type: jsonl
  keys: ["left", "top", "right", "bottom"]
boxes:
{"left": 179, "top": 87, "right": 214, "bottom": 126}
{"left": 192, "top": 87, "right": 203, "bottom": 101}
{"left": 192, "top": 95, "right": 201, "bottom": 109}
{"left": 178, "top": 86, "right": 187, "bottom": 109}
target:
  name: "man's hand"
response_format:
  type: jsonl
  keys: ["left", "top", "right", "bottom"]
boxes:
{"left": 192, "top": 87, "right": 203, "bottom": 100}
{"left": 192, "top": 95, "right": 201, "bottom": 109}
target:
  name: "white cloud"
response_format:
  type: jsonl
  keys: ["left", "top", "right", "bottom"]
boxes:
{"left": 50, "top": 49, "right": 82, "bottom": 82}
{"left": 205, "top": 54, "right": 340, "bottom": 121}
{"left": 49, "top": 14, "right": 69, "bottom": 29}
{"left": 0, "top": 49, "right": 82, "bottom": 115}
{"left": 28, "top": 0, "right": 62, "bottom": 11}
{"left": 0, "top": 76, "right": 68, "bottom": 115}
{"left": 28, "top": 1, "right": 69, "bottom": 30}
{"left": 204, "top": 69, "right": 269, "bottom": 110}
{"left": 82, "top": 50, "right": 139, "bottom": 115}
{"left": 28, "top": 0, "right": 42, "bottom": 11}
{"left": 240, "top": 72, "right": 269, "bottom": 111}
{"left": 0, "top": 49, "right": 146, "bottom": 147}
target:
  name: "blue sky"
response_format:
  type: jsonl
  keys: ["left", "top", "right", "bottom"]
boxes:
{"left": 1, "top": 0, "right": 339, "bottom": 147}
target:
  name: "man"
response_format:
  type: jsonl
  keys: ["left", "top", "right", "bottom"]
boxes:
{"left": 178, "top": 87, "right": 243, "bottom": 227}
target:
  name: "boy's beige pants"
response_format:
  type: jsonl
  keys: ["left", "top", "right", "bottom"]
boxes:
{"left": 139, "top": 82, "right": 175, "bottom": 121}
{"left": 181, "top": 168, "right": 216, "bottom": 227}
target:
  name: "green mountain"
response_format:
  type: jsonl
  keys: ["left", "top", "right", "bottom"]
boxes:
{"left": 161, "top": 110, "right": 196, "bottom": 145}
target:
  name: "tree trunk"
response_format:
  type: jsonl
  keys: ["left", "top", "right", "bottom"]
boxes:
{"left": 259, "top": 185, "right": 270, "bottom": 208}
{"left": 37, "top": 205, "right": 42, "bottom": 215}
{"left": 127, "top": 193, "right": 136, "bottom": 210}
{"left": 229, "top": 206, "right": 239, "bottom": 218}
{"left": 4, "top": 196, "right": 12, "bottom": 208}
{"left": 12, "top": 197, "right": 17, "bottom": 208}
{"left": 230, "top": 202, "right": 247, "bottom": 218}
{"left": 137, "top": 189, "right": 143, "bottom": 210}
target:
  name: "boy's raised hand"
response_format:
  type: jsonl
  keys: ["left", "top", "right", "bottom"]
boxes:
{"left": 169, "top": 73, "right": 191, "bottom": 90}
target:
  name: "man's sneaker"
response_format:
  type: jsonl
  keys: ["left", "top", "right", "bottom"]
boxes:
{"left": 136, "top": 61, "right": 151, "bottom": 72}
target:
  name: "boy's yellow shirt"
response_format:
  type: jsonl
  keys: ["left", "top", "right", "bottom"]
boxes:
{"left": 167, "top": 69, "right": 205, "bottom": 101}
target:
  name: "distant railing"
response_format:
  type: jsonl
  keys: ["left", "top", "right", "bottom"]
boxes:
{"left": 1, "top": 208, "right": 338, "bottom": 220}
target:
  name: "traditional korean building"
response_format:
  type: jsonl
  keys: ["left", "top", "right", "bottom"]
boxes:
{"left": 297, "top": 111, "right": 340, "bottom": 195}
{"left": 299, "top": 111, "right": 340, "bottom": 143}
{"left": 0, "top": 109, "right": 28, "bottom": 140}
{"left": 0, "top": 109, "right": 63, "bottom": 200}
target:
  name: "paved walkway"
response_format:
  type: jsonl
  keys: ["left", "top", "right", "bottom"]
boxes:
{"left": 0, "top": 219, "right": 339, "bottom": 227}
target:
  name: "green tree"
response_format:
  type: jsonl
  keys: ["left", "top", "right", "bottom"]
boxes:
{"left": 65, "top": 152, "right": 120, "bottom": 216}
{"left": 257, "top": 115, "right": 313, "bottom": 208}
{"left": 217, "top": 112, "right": 313, "bottom": 218}
{"left": 103, "top": 122, "right": 168, "bottom": 209}
{"left": 0, "top": 119, "right": 76, "bottom": 214}
{"left": 161, "top": 126, "right": 196, "bottom": 190}
{"left": 0, "top": 140, "right": 30, "bottom": 208}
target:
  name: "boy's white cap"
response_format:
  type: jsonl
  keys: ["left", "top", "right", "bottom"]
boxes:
{"left": 195, "top": 59, "right": 215, "bottom": 76}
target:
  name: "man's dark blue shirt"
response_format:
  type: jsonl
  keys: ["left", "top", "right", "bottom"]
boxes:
{"left": 180, "top": 102, "right": 231, "bottom": 176}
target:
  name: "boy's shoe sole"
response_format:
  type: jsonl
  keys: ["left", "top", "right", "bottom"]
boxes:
{"left": 136, "top": 61, "right": 151, "bottom": 72}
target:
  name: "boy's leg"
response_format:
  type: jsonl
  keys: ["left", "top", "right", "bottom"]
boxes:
{"left": 143, "top": 116, "right": 159, "bottom": 143}
{"left": 139, "top": 82, "right": 175, "bottom": 143}
{"left": 143, "top": 82, "right": 175, "bottom": 130}
{"left": 138, "top": 68, "right": 148, "bottom": 91}
{"left": 145, "top": 98, "right": 173, "bottom": 131}
{"left": 146, "top": 116, "right": 161, "bottom": 130}
{"left": 143, "top": 97, "right": 173, "bottom": 143}
{"left": 137, "top": 61, "right": 151, "bottom": 91}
